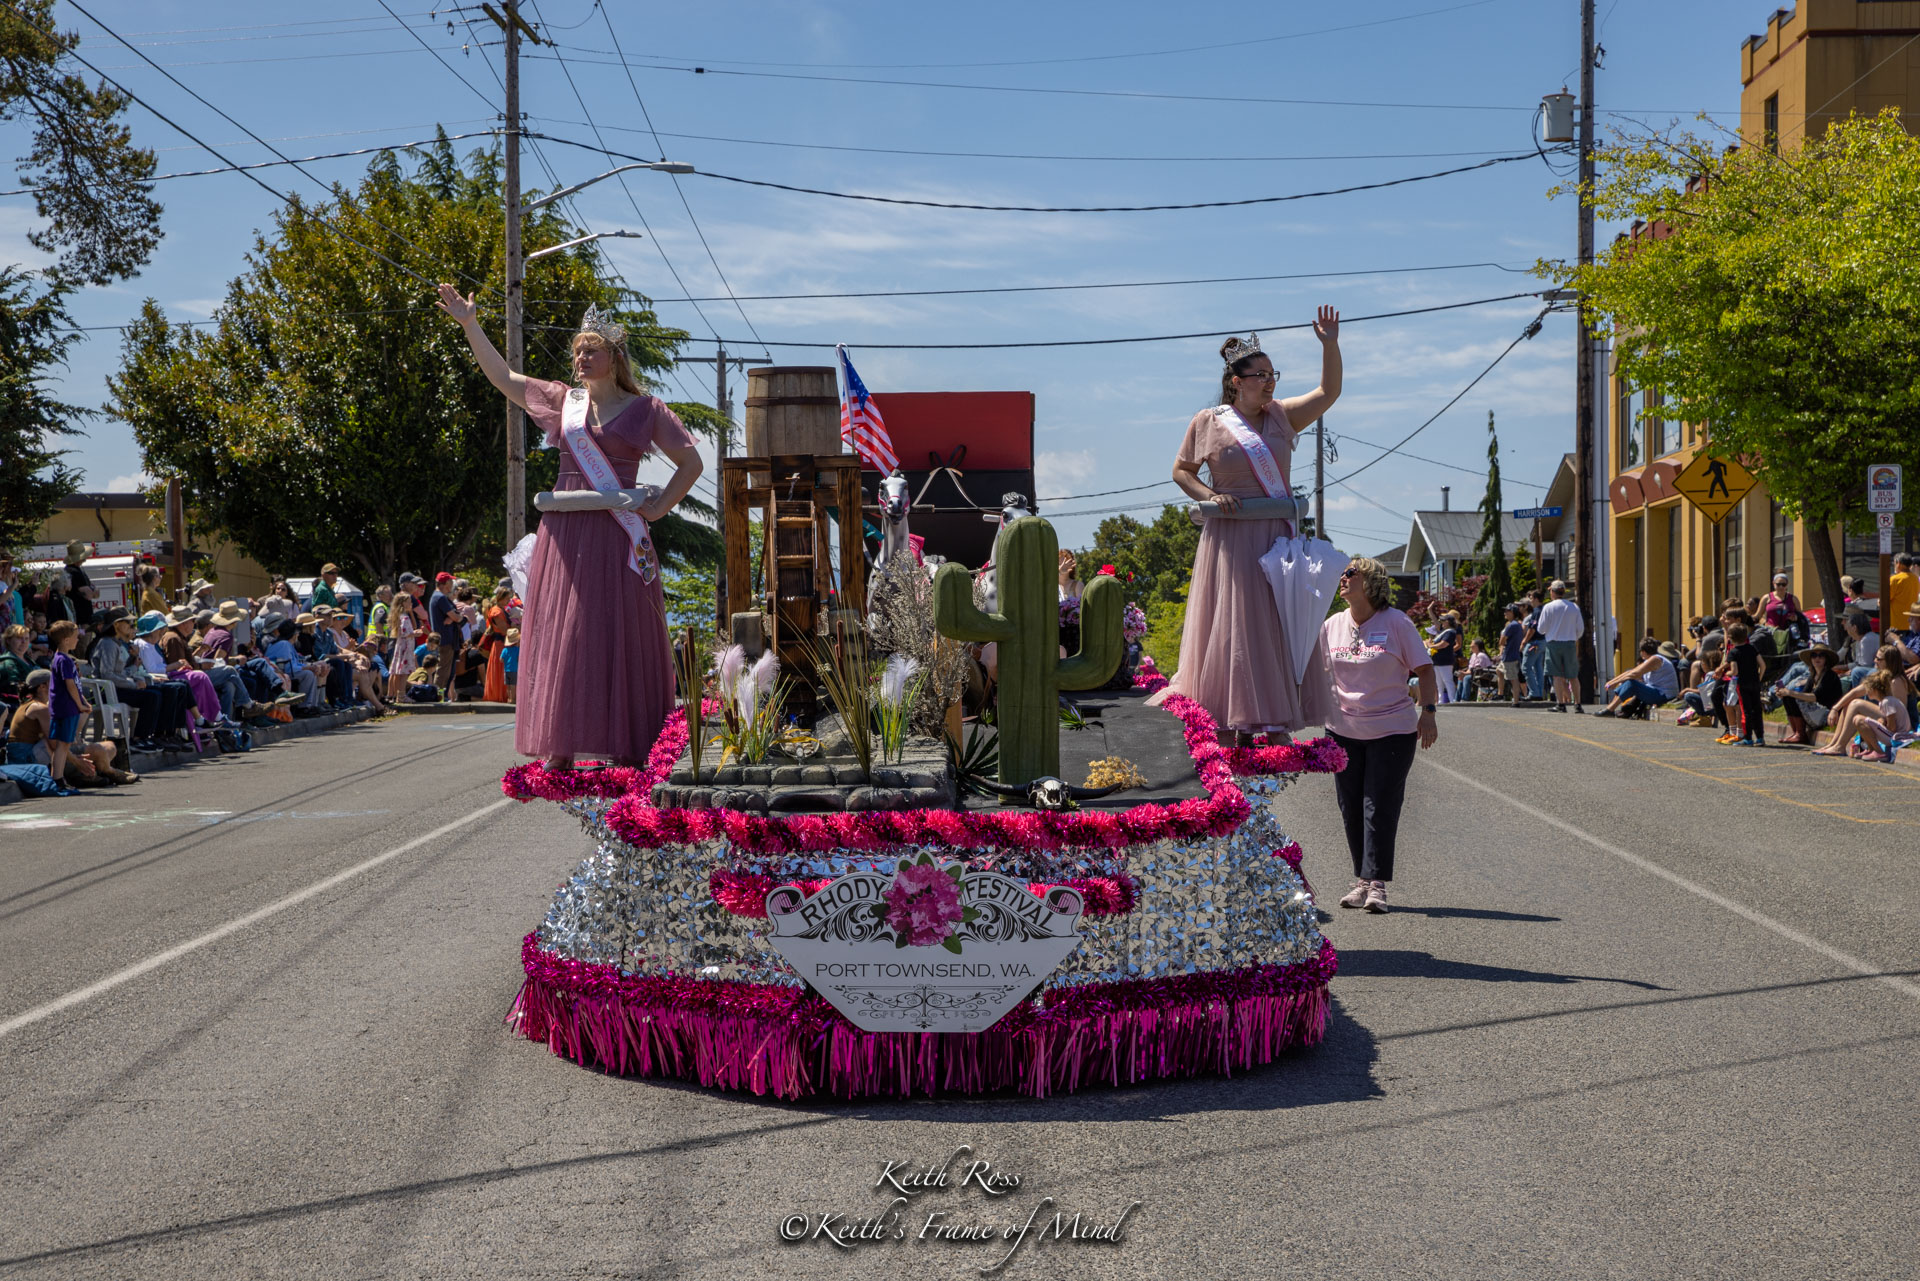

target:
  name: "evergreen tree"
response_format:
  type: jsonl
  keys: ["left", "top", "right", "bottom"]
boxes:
{"left": 0, "top": 267, "right": 83, "bottom": 548}
{"left": 1468, "top": 411, "right": 1513, "bottom": 642}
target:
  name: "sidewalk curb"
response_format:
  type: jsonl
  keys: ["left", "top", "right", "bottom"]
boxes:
{"left": 385, "top": 701, "right": 515, "bottom": 715}
{"left": 0, "top": 706, "right": 378, "bottom": 806}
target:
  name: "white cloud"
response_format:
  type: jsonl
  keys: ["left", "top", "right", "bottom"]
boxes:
{"left": 0, "top": 206, "right": 56, "bottom": 272}
{"left": 104, "top": 472, "right": 154, "bottom": 493}
{"left": 1034, "top": 449, "right": 1096, "bottom": 500}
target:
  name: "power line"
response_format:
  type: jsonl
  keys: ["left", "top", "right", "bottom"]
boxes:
{"left": 1038, "top": 480, "right": 1181, "bottom": 502}
{"left": 531, "top": 50, "right": 1545, "bottom": 114}
{"left": 531, "top": 117, "right": 1563, "bottom": 165}
{"left": 573, "top": 2, "right": 1501, "bottom": 73}
{"left": 675, "top": 290, "right": 1546, "bottom": 351}
{"left": 527, "top": 132, "right": 1559, "bottom": 213}
{"left": 588, "top": 0, "right": 766, "bottom": 349}
{"left": 1327, "top": 308, "right": 1550, "bottom": 487}
{"left": 0, "top": 130, "right": 502, "bottom": 192}
{"left": 1332, "top": 428, "right": 1549, "bottom": 490}
{"left": 601, "top": 260, "right": 1535, "bottom": 304}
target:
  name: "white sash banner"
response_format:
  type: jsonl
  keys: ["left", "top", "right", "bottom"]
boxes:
{"left": 1215, "top": 406, "right": 1292, "bottom": 501}
{"left": 560, "top": 388, "right": 657, "bottom": 583}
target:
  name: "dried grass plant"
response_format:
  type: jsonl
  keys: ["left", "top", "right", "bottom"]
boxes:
{"left": 866, "top": 556, "right": 969, "bottom": 739}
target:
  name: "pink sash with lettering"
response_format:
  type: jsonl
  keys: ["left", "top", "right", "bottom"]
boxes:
{"left": 1214, "top": 405, "right": 1292, "bottom": 499}
{"left": 560, "top": 387, "right": 658, "bottom": 582}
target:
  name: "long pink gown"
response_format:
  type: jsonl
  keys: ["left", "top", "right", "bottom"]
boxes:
{"left": 1162, "top": 403, "right": 1329, "bottom": 733}
{"left": 517, "top": 378, "right": 696, "bottom": 761}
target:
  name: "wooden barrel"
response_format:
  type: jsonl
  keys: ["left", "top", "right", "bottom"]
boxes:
{"left": 743, "top": 367, "right": 842, "bottom": 458}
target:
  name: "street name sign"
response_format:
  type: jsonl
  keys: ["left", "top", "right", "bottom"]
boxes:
{"left": 1512, "top": 506, "right": 1562, "bottom": 520}
{"left": 1868, "top": 463, "right": 1902, "bottom": 513}
{"left": 1672, "top": 453, "right": 1756, "bottom": 524}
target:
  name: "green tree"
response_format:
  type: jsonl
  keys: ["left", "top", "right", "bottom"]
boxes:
{"left": 1075, "top": 504, "right": 1200, "bottom": 609}
{"left": 1550, "top": 112, "right": 1920, "bottom": 636}
{"left": 1467, "top": 411, "right": 1514, "bottom": 642}
{"left": 108, "top": 137, "right": 723, "bottom": 583}
{"left": 0, "top": 266, "right": 83, "bottom": 548}
{"left": 2, "top": 0, "right": 162, "bottom": 284}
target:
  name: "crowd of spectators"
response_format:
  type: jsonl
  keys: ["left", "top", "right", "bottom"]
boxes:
{"left": 1590, "top": 558, "right": 1920, "bottom": 761}
{"left": 0, "top": 555, "right": 521, "bottom": 796}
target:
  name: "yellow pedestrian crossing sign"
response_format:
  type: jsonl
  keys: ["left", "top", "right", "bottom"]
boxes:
{"left": 1672, "top": 452, "right": 1756, "bottom": 523}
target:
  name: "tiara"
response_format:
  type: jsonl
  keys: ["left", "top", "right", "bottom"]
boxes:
{"left": 1222, "top": 332, "right": 1263, "bottom": 366}
{"left": 578, "top": 304, "right": 627, "bottom": 348}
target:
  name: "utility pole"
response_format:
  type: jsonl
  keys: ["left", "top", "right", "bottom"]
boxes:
{"left": 1572, "top": 0, "right": 1598, "bottom": 703}
{"left": 1314, "top": 416, "right": 1326, "bottom": 542}
{"left": 486, "top": 1, "right": 540, "bottom": 547}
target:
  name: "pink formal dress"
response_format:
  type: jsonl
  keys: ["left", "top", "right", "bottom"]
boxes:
{"left": 1161, "top": 404, "right": 1329, "bottom": 733}
{"left": 516, "top": 378, "right": 696, "bottom": 761}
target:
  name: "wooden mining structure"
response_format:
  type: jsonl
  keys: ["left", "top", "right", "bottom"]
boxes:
{"left": 718, "top": 366, "right": 866, "bottom": 721}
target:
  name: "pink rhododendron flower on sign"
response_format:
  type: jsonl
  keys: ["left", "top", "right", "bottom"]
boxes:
{"left": 884, "top": 861, "right": 965, "bottom": 947}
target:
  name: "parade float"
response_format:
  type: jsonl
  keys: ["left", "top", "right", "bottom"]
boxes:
{"left": 500, "top": 376, "right": 1342, "bottom": 1100}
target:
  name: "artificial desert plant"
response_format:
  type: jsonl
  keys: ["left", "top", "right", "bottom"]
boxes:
{"left": 810, "top": 614, "right": 875, "bottom": 780}
{"left": 934, "top": 516, "right": 1124, "bottom": 792}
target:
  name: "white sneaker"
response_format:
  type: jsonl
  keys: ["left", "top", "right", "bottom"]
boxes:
{"left": 1363, "top": 882, "right": 1389, "bottom": 913}
{"left": 1338, "top": 880, "right": 1370, "bottom": 909}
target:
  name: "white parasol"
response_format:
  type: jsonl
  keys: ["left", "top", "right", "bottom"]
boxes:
{"left": 1258, "top": 536, "right": 1352, "bottom": 682}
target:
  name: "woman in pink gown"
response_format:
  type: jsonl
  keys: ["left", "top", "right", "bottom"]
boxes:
{"left": 437, "top": 285, "right": 704, "bottom": 767}
{"left": 1162, "top": 309, "right": 1343, "bottom": 742}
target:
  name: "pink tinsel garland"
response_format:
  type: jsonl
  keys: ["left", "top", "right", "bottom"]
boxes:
{"left": 500, "top": 678, "right": 1340, "bottom": 855}
{"left": 508, "top": 932, "right": 1336, "bottom": 1100}
{"left": 708, "top": 869, "right": 1139, "bottom": 919}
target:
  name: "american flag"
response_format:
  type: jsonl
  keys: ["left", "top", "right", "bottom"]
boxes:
{"left": 836, "top": 345, "right": 899, "bottom": 473}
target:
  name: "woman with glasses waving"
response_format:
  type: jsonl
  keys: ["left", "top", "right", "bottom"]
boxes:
{"left": 1160, "top": 307, "right": 1342, "bottom": 744}
{"left": 1320, "top": 556, "right": 1439, "bottom": 914}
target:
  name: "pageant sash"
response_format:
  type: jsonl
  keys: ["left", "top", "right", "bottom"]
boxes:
{"left": 560, "top": 387, "right": 658, "bottom": 583}
{"left": 1215, "top": 406, "right": 1292, "bottom": 500}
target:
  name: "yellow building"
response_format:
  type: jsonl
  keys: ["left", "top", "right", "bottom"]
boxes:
{"left": 1606, "top": 1, "right": 1918, "bottom": 665}
{"left": 29, "top": 492, "right": 275, "bottom": 600}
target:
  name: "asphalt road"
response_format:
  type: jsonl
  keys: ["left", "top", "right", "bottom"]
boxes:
{"left": 0, "top": 708, "right": 1914, "bottom": 1280}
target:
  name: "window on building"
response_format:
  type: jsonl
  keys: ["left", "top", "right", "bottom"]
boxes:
{"left": 1723, "top": 500, "right": 1744, "bottom": 603}
{"left": 1764, "top": 94, "right": 1779, "bottom": 154}
{"left": 1617, "top": 380, "right": 1640, "bottom": 468}
{"left": 1770, "top": 499, "right": 1795, "bottom": 582}
{"left": 1667, "top": 505, "right": 1683, "bottom": 642}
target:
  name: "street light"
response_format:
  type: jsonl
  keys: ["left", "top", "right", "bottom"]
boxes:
{"left": 525, "top": 229, "right": 644, "bottom": 262}
{"left": 524, "top": 160, "right": 696, "bottom": 212}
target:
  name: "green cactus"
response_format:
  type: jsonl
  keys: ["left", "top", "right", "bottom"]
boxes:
{"left": 934, "top": 517, "right": 1124, "bottom": 793}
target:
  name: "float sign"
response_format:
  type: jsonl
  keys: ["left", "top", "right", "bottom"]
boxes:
{"left": 1868, "top": 464, "right": 1902, "bottom": 513}
{"left": 764, "top": 865, "right": 1084, "bottom": 1033}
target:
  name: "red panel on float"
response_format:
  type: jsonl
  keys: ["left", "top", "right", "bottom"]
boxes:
{"left": 866, "top": 392, "right": 1034, "bottom": 471}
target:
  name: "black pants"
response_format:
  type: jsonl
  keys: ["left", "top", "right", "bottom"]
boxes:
{"left": 1736, "top": 679, "right": 1764, "bottom": 740}
{"left": 1329, "top": 730, "right": 1418, "bottom": 883}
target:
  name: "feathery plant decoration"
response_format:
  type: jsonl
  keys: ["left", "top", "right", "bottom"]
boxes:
{"left": 673, "top": 628, "right": 708, "bottom": 782}
{"left": 811, "top": 614, "right": 875, "bottom": 780}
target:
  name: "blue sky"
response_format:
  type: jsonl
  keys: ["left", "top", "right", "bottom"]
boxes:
{"left": 5, "top": 1, "right": 1768, "bottom": 556}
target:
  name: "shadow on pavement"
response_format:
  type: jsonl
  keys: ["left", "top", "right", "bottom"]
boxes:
{"left": 1382, "top": 906, "right": 1562, "bottom": 923}
{"left": 1336, "top": 948, "right": 1667, "bottom": 990}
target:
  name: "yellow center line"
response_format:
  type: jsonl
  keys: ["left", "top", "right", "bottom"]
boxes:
{"left": 1486, "top": 715, "right": 1899, "bottom": 824}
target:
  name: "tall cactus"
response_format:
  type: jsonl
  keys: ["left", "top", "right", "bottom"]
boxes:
{"left": 934, "top": 517, "right": 1124, "bottom": 791}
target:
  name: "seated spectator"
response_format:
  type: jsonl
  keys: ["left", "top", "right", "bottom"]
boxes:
{"left": 1840, "top": 611, "right": 1879, "bottom": 681}
{"left": 91, "top": 608, "right": 185, "bottom": 751}
{"left": 264, "top": 618, "right": 323, "bottom": 713}
{"left": 0, "top": 669, "right": 128, "bottom": 787}
{"left": 1676, "top": 641, "right": 1724, "bottom": 726}
{"left": 154, "top": 606, "right": 230, "bottom": 728}
{"left": 1813, "top": 669, "right": 1913, "bottom": 760}
{"left": 344, "top": 639, "right": 390, "bottom": 712}
{"left": 451, "top": 644, "right": 486, "bottom": 702}
{"left": 406, "top": 655, "right": 442, "bottom": 701}
{"left": 255, "top": 579, "right": 300, "bottom": 632}
{"left": 135, "top": 564, "right": 168, "bottom": 615}
{"left": 1778, "top": 644, "right": 1845, "bottom": 745}
{"left": 1463, "top": 639, "right": 1496, "bottom": 701}
{"left": 0, "top": 623, "right": 35, "bottom": 703}
{"left": 1598, "top": 638, "right": 1680, "bottom": 718}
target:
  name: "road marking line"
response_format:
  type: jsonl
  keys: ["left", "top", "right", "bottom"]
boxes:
{"left": 1423, "top": 760, "right": 1920, "bottom": 1003}
{"left": 0, "top": 798, "right": 514, "bottom": 1040}
{"left": 1491, "top": 716, "right": 1895, "bottom": 823}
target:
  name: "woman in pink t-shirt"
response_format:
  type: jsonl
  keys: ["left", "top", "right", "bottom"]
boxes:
{"left": 1317, "top": 556, "right": 1439, "bottom": 914}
